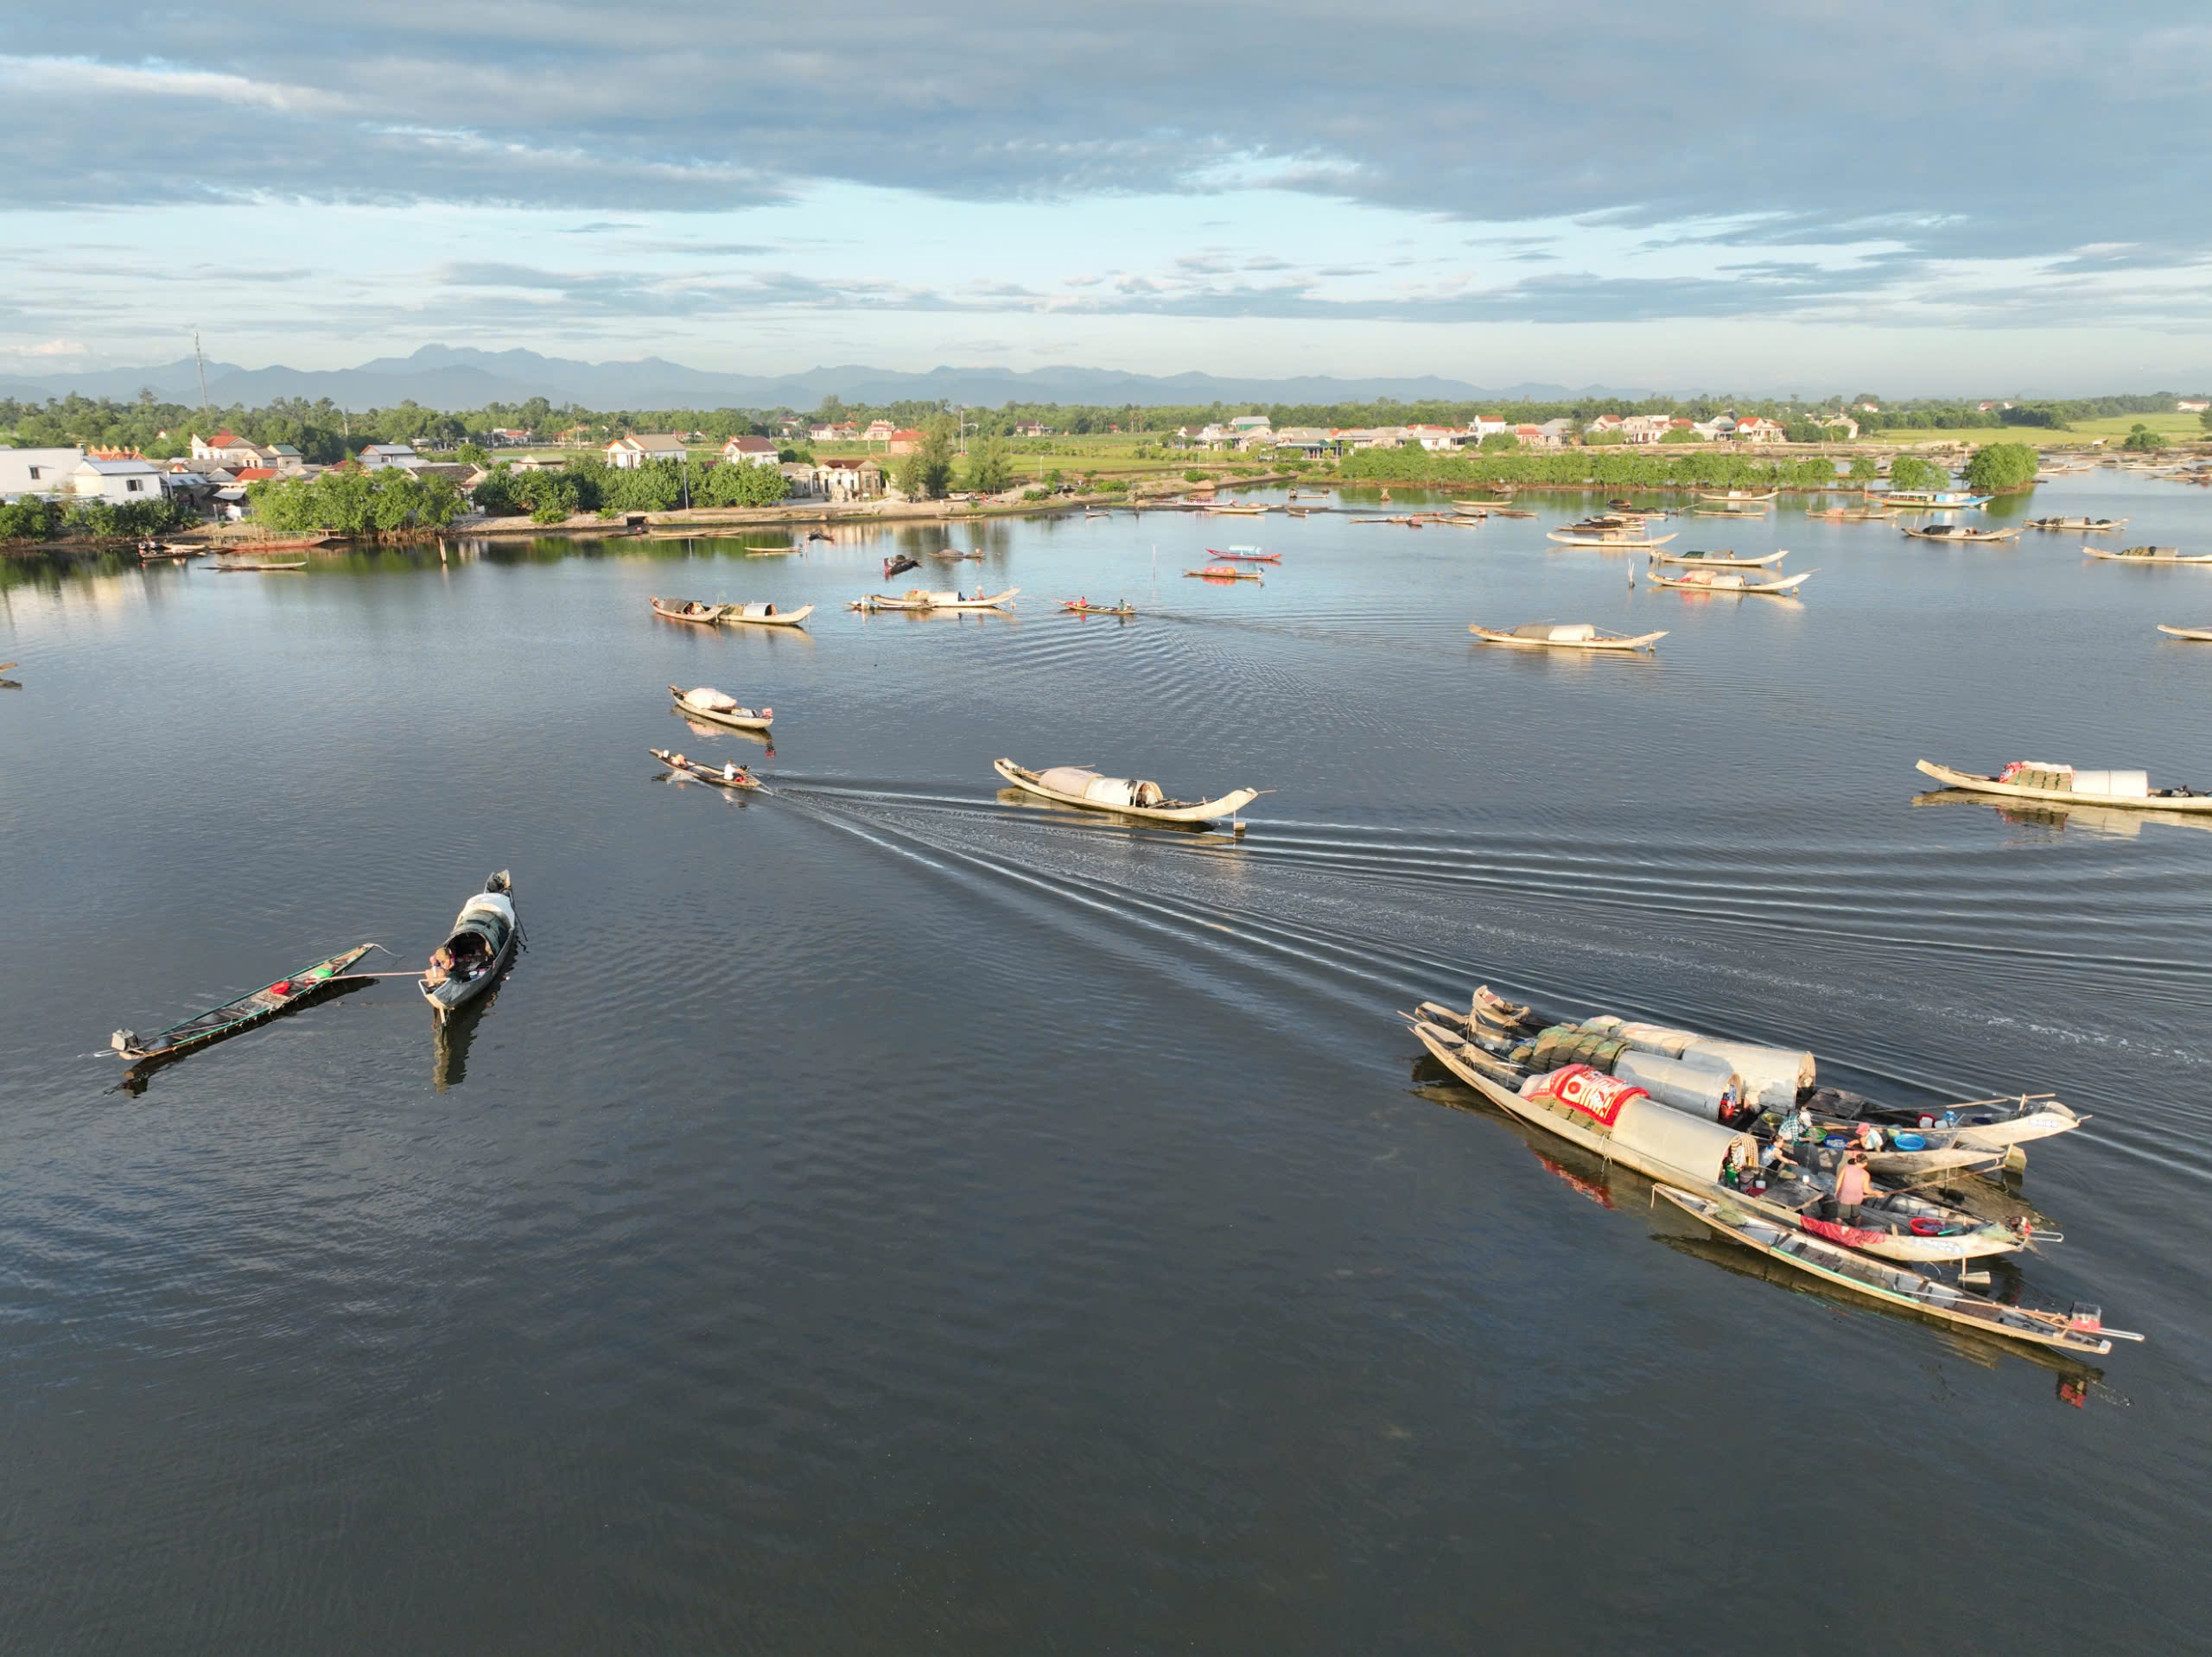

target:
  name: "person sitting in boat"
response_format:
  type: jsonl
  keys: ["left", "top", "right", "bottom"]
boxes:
{"left": 423, "top": 945, "right": 455, "bottom": 988}
{"left": 1850, "top": 1121, "right": 1885, "bottom": 1155}
{"left": 1721, "top": 1132, "right": 1760, "bottom": 1187}
{"left": 723, "top": 761, "right": 741, "bottom": 782}
{"left": 1777, "top": 1101, "right": 1818, "bottom": 1146}
{"left": 1761, "top": 1136, "right": 1798, "bottom": 1174}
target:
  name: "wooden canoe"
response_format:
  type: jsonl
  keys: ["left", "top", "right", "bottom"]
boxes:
{"left": 1698, "top": 490, "right": 1777, "bottom": 503}
{"left": 1202, "top": 503, "right": 1270, "bottom": 516}
{"left": 112, "top": 943, "right": 378, "bottom": 1070}
{"left": 2027, "top": 517, "right": 2126, "bottom": 531}
{"left": 847, "top": 587, "right": 1020, "bottom": 612}
{"left": 651, "top": 747, "right": 760, "bottom": 789}
{"left": 1647, "top": 548, "right": 1787, "bottom": 568}
{"left": 720, "top": 602, "right": 814, "bottom": 627}
{"left": 651, "top": 597, "right": 728, "bottom": 624}
{"left": 1648, "top": 568, "right": 1813, "bottom": 595}
{"left": 2156, "top": 624, "right": 2212, "bottom": 641}
{"left": 1655, "top": 1186, "right": 2126, "bottom": 1356}
{"left": 1059, "top": 600, "right": 1137, "bottom": 616}
{"left": 207, "top": 560, "right": 305, "bottom": 571}
{"left": 669, "top": 687, "right": 772, "bottom": 730}
{"left": 2082, "top": 545, "right": 2212, "bottom": 564}
{"left": 993, "top": 759, "right": 1259, "bottom": 825}
{"left": 1205, "top": 547, "right": 1280, "bottom": 562}
{"left": 1547, "top": 530, "right": 1678, "bottom": 548}
{"left": 1471, "top": 624, "right": 1666, "bottom": 652}
{"left": 1901, "top": 524, "right": 2021, "bottom": 542}
{"left": 1184, "top": 566, "right": 1262, "bottom": 581}
{"left": 1914, "top": 759, "right": 2212, "bottom": 811}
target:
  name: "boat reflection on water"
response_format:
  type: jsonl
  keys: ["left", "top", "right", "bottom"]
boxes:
{"left": 1406, "top": 1063, "right": 2102, "bottom": 1405}
{"left": 1913, "top": 788, "right": 2212, "bottom": 840}
{"left": 432, "top": 987, "right": 496, "bottom": 1092}
{"left": 677, "top": 711, "right": 773, "bottom": 758}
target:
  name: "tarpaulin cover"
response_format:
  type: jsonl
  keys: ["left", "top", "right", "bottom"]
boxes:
{"left": 1527, "top": 1063, "right": 1649, "bottom": 1127}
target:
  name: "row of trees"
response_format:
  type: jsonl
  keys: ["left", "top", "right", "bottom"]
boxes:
{"left": 0, "top": 492, "right": 195, "bottom": 543}
{"left": 245, "top": 470, "right": 467, "bottom": 535}
{"left": 1332, "top": 449, "right": 1852, "bottom": 489}
{"left": 470, "top": 457, "right": 791, "bottom": 523}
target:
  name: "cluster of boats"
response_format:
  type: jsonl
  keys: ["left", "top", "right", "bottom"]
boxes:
{"left": 110, "top": 873, "right": 520, "bottom": 1092}
{"left": 1403, "top": 986, "right": 2138, "bottom": 1358}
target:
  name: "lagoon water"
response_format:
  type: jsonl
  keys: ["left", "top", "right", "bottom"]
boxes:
{"left": 3, "top": 474, "right": 2209, "bottom": 1652}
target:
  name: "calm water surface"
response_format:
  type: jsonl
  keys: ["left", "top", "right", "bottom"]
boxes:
{"left": 3, "top": 476, "right": 2209, "bottom": 1652}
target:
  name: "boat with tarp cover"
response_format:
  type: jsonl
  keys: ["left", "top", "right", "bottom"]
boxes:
{"left": 111, "top": 942, "right": 378, "bottom": 1075}
{"left": 1471, "top": 622, "right": 1666, "bottom": 652}
{"left": 1648, "top": 567, "right": 1812, "bottom": 595}
{"left": 1915, "top": 759, "right": 2212, "bottom": 810}
{"left": 2082, "top": 544, "right": 2212, "bottom": 564}
{"left": 993, "top": 759, "right": 1260, "bottom": 827}
{"left": 422, "top": 873, "right": 518, "bottom": 1022}
{"left": 1646, "top": 548, "right": 1787, "bottom": 568}
{"left": 1403, "top": 993, "right": 2049, "bottom": 1262}
{"left": 848, "top": 587, "right": 1019, "bottom": 612}
{"left": 669, "top": 686, "right": 772, "bottom": 731}
{"left": 1656, "top": 1187, "right": 2132, "bottom": 1356}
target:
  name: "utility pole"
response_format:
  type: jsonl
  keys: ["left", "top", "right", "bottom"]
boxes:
{"left": 194, "top": 330, "right": 211, "bottom": 419}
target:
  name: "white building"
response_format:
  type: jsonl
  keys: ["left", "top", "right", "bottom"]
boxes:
{"left": 359, "top": 443, "right": 420, "bottom": 470}
{"left": 721, "top": 435, "right": 780, "bottom": 467}
{"left": 67, "top": 457, "right": 168, "bottom": 503}
{"left": 605, "top": 434, "right": 689, "bottom": 470}
{"left": 0, "top": 446, "right": 86, "bottom": 496}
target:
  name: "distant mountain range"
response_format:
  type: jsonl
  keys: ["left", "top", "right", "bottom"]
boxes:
{"left": 0, "top": 345, "right": 1651, "bottom": 411}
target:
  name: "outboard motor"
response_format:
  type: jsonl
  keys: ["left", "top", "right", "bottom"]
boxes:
{"left": 111, "top": 1029, "right": 137, "bottom": 1054}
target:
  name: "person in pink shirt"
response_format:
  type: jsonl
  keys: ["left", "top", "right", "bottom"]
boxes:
{"left": 1831, "top": 1152, "right": 1872, "bottom": 1223}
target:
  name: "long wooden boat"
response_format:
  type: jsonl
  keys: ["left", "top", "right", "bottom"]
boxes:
{"left": 1547, "top": 530, "right": 1679, "bottom": 549}
{"left": 137, "top": 542, "right": 199, "bottom": 561}
{"left": 847, "top": 587, "right": 1020, "bottom": 612}
{"left": 1059, "top": 600, "right": 1137, "bottom": 616}
{"left": 1205, "top": 546, "right": 1280, "bottom": 562}
{"left": 2027, "top": 517, "right": 2126, "bottom": 532}
{"left": 1202, "top": 503, "right": 1270, "bottom": 516}
{"left": 993, "top": 759, "right": 1260, "bottom": 825}
{"left": 1881, "top": 491, "right": 1990, "bottom": 510}
{"left": 1656, "top": 1186, "right": 2129, "bottom": 1356}
{"left": 1699, "top": 489, "right": 1777, "bottom": 503}
{"left": 719, "top": 601, "right": 813, "bottom": 627}
{"left": 1647, "top": 548, "right": 1787, "bottom": 568}
{"left": 207, "top": 560, "right": 305, "bottom": 571}
{"left": 1408, "top": 1001, "right": 2033, "bottom": 1262}
{"left": 1901, "top": 524, "right": 2020, "bottom": 543}
{"left": 652, "top": 747, "right": 760, "bottom": 789}
{"left": 2082, "top": 545, "right": 2212, "bottom": 564}
{"left": 111, "top": 943, "right": 378, "bottom": 1070}
{"left": 669, "top": 686, "right": 772, "bottom": 731}
{"left": 1688, "top": 506, "right": 1767, "bottom": 518}
{"left": 2156, "top": 624, "right": 2212, "bottom": 641}
{"left": 1184, "top": 565, "right": 1262, "bottom": 581}
{"left": 1915, "top": 759, "right": 2212, "bottom": 811}
{"left": 205, "top": 535, "right": 333, "bottom": 553}
{"left": 651, "top": 597, "right": 728, "bottom": 624}
{"left": 1471, "top": 622, "right": 1667, "bottom": 652}
{"left": 1648, "top": 568, "right": 1812, "bottom": 595}
{"left": 422, "top": 873, "right": 517, "bottom": 1023}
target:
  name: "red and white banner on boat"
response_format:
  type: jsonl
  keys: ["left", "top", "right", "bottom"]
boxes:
{"left": 1532, "top": 1063, "right": 1648, "bottom": 1128}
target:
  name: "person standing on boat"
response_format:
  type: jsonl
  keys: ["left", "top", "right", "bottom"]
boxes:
{"left": 1830, "top": 1152, "right": 1872, "bottom": 1224}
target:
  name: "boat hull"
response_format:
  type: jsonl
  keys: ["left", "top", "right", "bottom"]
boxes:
{"left": 1470, "top": 626, "right": 1665, "bottom": 652}
{"left": 993, "top": 759, "right": 1257, "bottom": 825}
{"left": 1915, "top": 759, "right": 2212, "bottom": 812}
{"left": 669, "top": 689, "right": 772, "bottom": 731}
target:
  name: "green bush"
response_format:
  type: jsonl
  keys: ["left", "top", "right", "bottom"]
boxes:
{"left": 0, "top": 497, "right": 58, "bottom": 541}
{"left": 1961, "top": 441, "right": 2039, "bottom": 494}
{"left": 1888, "top": 455, "right": 1945, "bottom": 492}
{"left": 2120, "top": 423, "right": 2162, "bottom": 452}
{"left": 245, "top": 468, "right": 465, "bottom": 533}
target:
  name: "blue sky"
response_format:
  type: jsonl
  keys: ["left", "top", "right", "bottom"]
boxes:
{"left": 4, "top": 3, "right": 2209, "bottom": 392}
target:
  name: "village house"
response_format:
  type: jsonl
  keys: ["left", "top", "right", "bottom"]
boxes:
{"left": 721, "top": 435, "right": 780, "bottom": 467}
{"left": 779, "top": 462, "right": 821, "bottom": 498}
{"left": 1618, "top": 414, "right": 1672, "bottom": 445}
{"left": 1817, "top": 414, "right": 1860, "bottom": 440}
{"left": 810, "top": 421, "right": 858, "bottom": 443}
{"left": 605, "top": 434, "right": 689, "bottom": 469}
{"left": 886, "top": 428, "right": 924, "bottom": 456}
{"left": 67, "top": 456, "right": 168, "bottom": 503}
{"left": 0, "top": 445, "right": 86, "bottom": 496}
{"left": 556, "top": 425, "right": 598, "bottom": 447}
{"left": 1465, "top": 416, "right": 1510, "bottom": 443}
{"left": 816, "top": 457, "right": 884, "bottom": 500}
{"left": 190, "top": 431, "right": 264, "bottom": 467}
{"left": 359, "top": 442, "right": 422, "bottom": 470}
{"left": 1013, "top": 420, "right": 1051, "bottom": 438}
{"left": 1584, "top": 414, "right": 1627, "bottom": 438}
{"left": 2178, "top": 399, "right": 2209, "bottom": 414}
{"left": 1268, "top": 426, "right": 1338, "bottom": 458}
{"left": 863, "top": 419, "right": 897, "bottom": 444}
{"left": 1513, "top": 422, "right": 1567, "bottom": 449}
{"left": 1731, "top": 416, "right": 1787, "bottom": 444}
{"left": 488, "top": 428, "right": 536, "bottom": 446}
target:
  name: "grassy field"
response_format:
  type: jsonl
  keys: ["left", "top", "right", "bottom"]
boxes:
{"left": 1868, "top": 411, "right": 2207, "bottom": 448}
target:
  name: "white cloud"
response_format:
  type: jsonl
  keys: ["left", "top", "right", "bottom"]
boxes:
{"left": 0, "top": 54, "right": 341, "bottom": 112}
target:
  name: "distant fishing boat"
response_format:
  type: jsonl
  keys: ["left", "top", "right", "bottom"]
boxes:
{"left": 1058, "top": 599, "right": 1137, "bottom": 616}
{"left": 669, "top": 686, "right": 773, "bottom": 731}
{"left": 2082, "top": 545, "right": 2212, "bottom": 564}
{"left": 1901, "top": 524, "right": 2021, "bottom": 543}
{"left": 1205, "top": 545, "right": 1279, "bottom": 562}
{"left": 2155, "top": 624, "right": 2212, "bottom": 641}
{"left": 652, "top": 748, "right": 760, "bottom": 790}
{"left": 1647, "top": 548, "right": 1787, "bottom": 568}
{"left": 1183, "top": 564, "right": 1262, "bottom": 581}
{"left": 993, "top": 759, "right": 1261, "bottom": 827}
{"left": 651, "top": 597, "right": 727, "bottom": 624}
{"left": 2027, "top": 517, "right": 2126, "bottom": 532}
{"left": 848, "top": 587, "right": 1019, "bottom": 612}
{"left": 1471, "top": 622, "right": 1667, "bottom": 652}
{"left": 1915, "top": 759, "right": 2212, "bottom": 811}
{"left": 1882, "top": 490, "right": 1991, "bottom": 510}
{"left": 1647, "top": 567, "right": 1812, "bottom": 596}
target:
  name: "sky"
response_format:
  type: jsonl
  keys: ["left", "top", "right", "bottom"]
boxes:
{"left": 3, "top": 2, "right": 2209, "bottom": 395}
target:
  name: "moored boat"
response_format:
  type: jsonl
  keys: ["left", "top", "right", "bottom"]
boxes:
{"left": 1471, "top": 622, "right": 1666, "bottom": 652}
{"left": 421, "top": 873, "right": 518, "bottom": 1022}
{"left": 1205, "top": 545, "right": 1280, "bottom": 562}
{"left": 2082, "top": 544, "right": 2212, "bottom": 564}
{"left": 1646, "top": 548, "right": 1787, "bottom": 568}
{"left": 2027, "top": 516, "right": 2126, "bottom": 532}
{"left": 993, "top": 759, "right": 1261, "bottom": 826}
{"left": 2155, "top": 624, "right": 2212, "bottom": 641}
{"left": 1901, "top": 524, "right": 2021, "bottom": 543}
{"left": 669, "top": 686, "right": 772, "bottom": 730}
{"left": 652, "top": 747, "right": 760, "bottom": 789}
{"left": 1647, "top": 567, "right": 1812, "bottom": 595}
{"left": 1655, "top": 1186, "right": 2128, "bottom": 1356}
{"left": 720, "top": 601, "right": 814, "bottom": 627}
{"left": 1914, "top": 759, "right": 2212, "bottom": 810}
{"left": 651, "top": 597, "right": 728, "bottom": 624}
{"left": 111, "top": 943, "right": 378, "bottom": 1074}
{"left": 1184, "top": 564, "right": 1262, "bottom": 581}
{"left": 1547, "top": 529, "right": 1679, "bottom": 549}
{"left": 848, "top": 587, "right": 1020, "bottom": 612}
{"left": 1882, "top": 490, "right": 1990, "bottom": 510}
